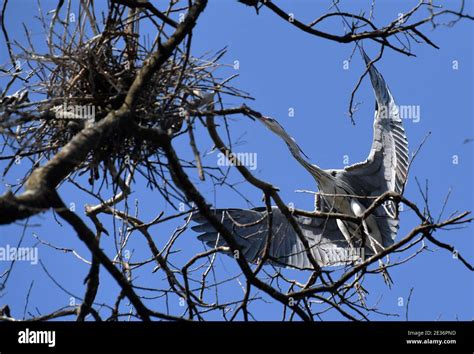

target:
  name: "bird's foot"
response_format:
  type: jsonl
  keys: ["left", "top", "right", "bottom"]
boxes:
{"left": 355, "top": 281, "right": 368, "bottom": 307}
{"left": 379, "top": 260, "right": 393, "bottom": 288}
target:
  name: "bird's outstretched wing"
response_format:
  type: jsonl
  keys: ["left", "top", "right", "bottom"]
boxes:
{"left": 192, "top": 207, "right": 362, "bottom": 269}
{"left": 336, "top": 50, "right": 409, "bottom": 246}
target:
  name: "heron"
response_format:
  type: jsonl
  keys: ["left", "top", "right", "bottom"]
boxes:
{"left": 192, "top": 49, "right": 409, "bottom": 272}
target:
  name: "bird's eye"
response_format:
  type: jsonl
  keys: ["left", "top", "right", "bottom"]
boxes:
{"left": 331, "top": 171, "right": 337, "bottom": 177}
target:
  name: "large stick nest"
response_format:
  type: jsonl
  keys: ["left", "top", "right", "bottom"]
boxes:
{"left": 1, "top": 5, "right": 240, "bottom": 187}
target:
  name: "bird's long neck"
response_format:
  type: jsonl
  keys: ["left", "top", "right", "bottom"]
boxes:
{"left": 280, "top": 135, "right": 331, "bottom": 184}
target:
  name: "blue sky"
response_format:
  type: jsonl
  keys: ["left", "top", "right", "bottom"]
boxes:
{"left": 1, "top": 0, "right": 473, "bottom": 321}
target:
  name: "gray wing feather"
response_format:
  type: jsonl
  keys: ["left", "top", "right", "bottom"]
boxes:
{"left": 335, "top": 50, "right": 409, "bottom": 246}
{"left": 344, "top": 49, "right": 409, "bottom": 197}
{"left": 192, "top": 207, "right": 361, "bottom": 270}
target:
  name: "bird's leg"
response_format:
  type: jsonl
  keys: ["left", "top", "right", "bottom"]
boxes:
{"left": 336, "top": 219, "right": 357, "bottom": 249}
{"left": 365, "top": 233, "right": 393, "bottom": 286}
{"left": 366, "top": 232, "right": 393, "bottom": 286}
{"left": 350, "top": 199, "right": 392, "bottom": 283}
